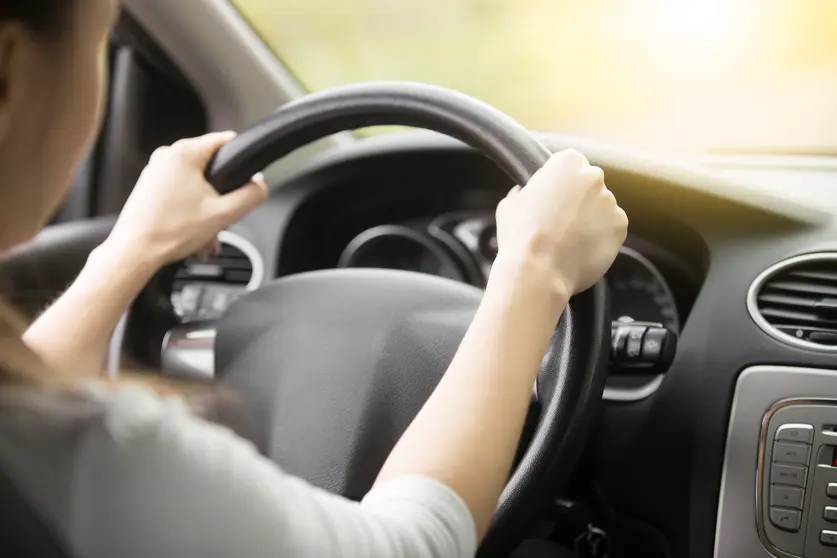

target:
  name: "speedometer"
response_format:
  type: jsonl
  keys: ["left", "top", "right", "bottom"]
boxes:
{"left": 608, "top": 246, "right": 680, "bottom": 334}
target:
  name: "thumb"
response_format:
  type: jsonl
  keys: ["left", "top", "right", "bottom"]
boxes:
{"left": 211, "top": 173, "right": 269, "bottom": 226}
{"left": 177, "top": 131, "right": 238, "bottom": 166}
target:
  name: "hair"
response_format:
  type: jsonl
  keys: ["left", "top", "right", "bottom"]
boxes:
{"left": 0, "top": 0, "right": 73, "bottom": 37}
{"left": 0, "top": 1, "right": 219, "bottom": 406}
{"left": 0, "top": 1, "right": 74, "bottom": 389}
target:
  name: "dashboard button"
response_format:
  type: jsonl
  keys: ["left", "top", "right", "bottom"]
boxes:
{"left": 641, "top": 327, "right": 666, "bottom": 360}
{"left": 625, "top": 326, "right": 645, "bottom": 360}
{"left": 770, "top": 508, "right": 802, "bottom": 532}
{"left": 828, "top": 483, "right": 837, "bottom": 499}
{"left": 776, "top": 424, "right": 814, "bottom": 444}
{"left": 771, "top": 485, "right": 804, "bottom": 510}
{"left": 825, "top": 507, "right": 837, "bottom": 522}
{"left": 773, "top": 442, "right": 811, "bottom": 465}
{"left": 771, "top": 464, "right": 808, "bottom": 488}
{"left": 821, "top": 530, "right": 837, "bottom": 547}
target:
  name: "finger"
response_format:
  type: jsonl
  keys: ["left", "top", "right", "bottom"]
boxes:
{"left": 561, "top": 148, "right": 589, "bottom": 167}
{"left": 588, "top": 165, "right": 605, "bottom": 185}
{"left": 506, "top": 185, "right": 521, "bottom": 199}
{"left": 172, "top": 131, "right": 237, "bottom": 166}
{"left": 212, "top": 176, "right": 269, "bottom": 226}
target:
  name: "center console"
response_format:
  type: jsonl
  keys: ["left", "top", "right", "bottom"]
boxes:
{"left": 715, "top": 366, "right": 837, "bottom": 558}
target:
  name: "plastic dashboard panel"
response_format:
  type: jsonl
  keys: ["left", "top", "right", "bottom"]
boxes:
{"left": 212, "top": 131, "right": 837, "bottom": 558}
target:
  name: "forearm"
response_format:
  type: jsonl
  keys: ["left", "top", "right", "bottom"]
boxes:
{"left": 23, "top": 240, "right": 155, "bottom": 379}
{"left": 375, "top": 255, "right": 567, "bottom": 539}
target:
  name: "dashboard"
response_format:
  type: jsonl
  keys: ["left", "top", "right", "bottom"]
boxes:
{"left": 336, "top": 214, "right": 683, "bottom": 334}
{"left": 137, "top": 131, "right": 837, "bottom": 558}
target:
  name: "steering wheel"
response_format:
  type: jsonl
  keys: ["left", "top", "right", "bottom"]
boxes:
{"left": 204, "top": 82, "right": 610, "bottom": 558}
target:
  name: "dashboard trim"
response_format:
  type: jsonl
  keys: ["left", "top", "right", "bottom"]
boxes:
{"left": 616, "top": 245, "right": 681, "bottom": 334}
{"left": 337, "top": 224, "right": 467, "bottom": 283}
{"left": 218, "top": 229, "right": 266, "bottom": 291}
{"left": 602, "top": 374, "right": 664, "bottom": 402}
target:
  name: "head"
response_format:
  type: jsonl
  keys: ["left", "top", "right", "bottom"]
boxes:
{"left": 0, "top": 0, "right": 117, "bottom": 251}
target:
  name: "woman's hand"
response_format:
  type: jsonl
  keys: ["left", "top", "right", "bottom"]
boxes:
{"left": 495, "top": 149, "right": 628, "bottom": 299}
{"left": 107, "top": 131, "right": 268, "bottom": 268}
{"left": 24, "top": 132, "right": 267, "bottom": 379}
{"left": 376, "top": 149, "right": 627, "bottom": 540}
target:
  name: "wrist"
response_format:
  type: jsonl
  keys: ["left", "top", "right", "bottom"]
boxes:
{"left": 486, "top": 252, "right": 571, "bottom": 315}
{"left": 89, "top": 236, "right": 159, "bottom": 283}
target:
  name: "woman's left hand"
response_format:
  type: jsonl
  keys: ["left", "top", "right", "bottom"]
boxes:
{"left": 106, "top": 131, "right": 268, "bottom": 269}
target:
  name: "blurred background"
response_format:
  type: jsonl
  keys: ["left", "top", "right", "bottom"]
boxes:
{"left": 229, "top": 0, "right": 837, "bottom": 155}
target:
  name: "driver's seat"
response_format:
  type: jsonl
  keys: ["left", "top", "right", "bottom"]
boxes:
{"left": 0, "top": 467, "right": 67, "bottom": 557}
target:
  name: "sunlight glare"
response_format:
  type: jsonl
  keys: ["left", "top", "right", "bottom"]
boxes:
{"left": 659, "top": 0, "right": 734, "bottom": 46}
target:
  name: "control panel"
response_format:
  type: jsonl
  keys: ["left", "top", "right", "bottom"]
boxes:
{"left": 610, "top": 321, "right": 677, "bottom": 374}
{"left": 759, "top": 401, "right": 837, "bottom": 557}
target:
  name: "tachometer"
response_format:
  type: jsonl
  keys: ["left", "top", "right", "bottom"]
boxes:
{"left": 608, "top": 246, "right": 680, "bottom": 334}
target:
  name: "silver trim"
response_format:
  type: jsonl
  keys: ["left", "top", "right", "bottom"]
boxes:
{"left": 602, "top": 374, "right": 664, "bottom": 402}
{"left": 616, "top": 245, "right": 681, "bottom": 335}
{"left": 217, "top": 230, "right": 265, "bottom": 291}
{"left": 746, "top": 252, "right": 837, "bottom": 352}
{"left": 171, "top": 230, "right": 264, "bottom": 320}
{"left": 754, "top": 398, "right": 837, "bottom": 558}
{"left": 714, "top": 365, "right": 837, "bottom": 558}
{"left": 162, "top": 231, "right": 262, "bottom": 377}
{"left": 337, "top": 225, "right": 467, "bottom": 283}
{"left": 161, "top": 326, "right": 216, "bottom": 381}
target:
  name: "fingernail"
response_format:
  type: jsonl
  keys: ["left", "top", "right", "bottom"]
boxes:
{"left": 253, "top": 172, "right": 266, "bottom": 184}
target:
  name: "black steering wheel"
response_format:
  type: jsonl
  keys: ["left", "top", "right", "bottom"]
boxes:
{"left": 204, "top": 82, "right": 610, "bottom": 557}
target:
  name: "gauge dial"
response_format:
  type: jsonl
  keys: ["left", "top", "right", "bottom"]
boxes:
{"left": 608, "top": 247, "right": 680, "bottom": 333}
{"left": 338, "top": 225, "right": 466, "bottom": 282}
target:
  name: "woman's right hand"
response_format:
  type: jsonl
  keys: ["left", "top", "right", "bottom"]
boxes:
{"left": 494, "top": 149, "right": 628, "bottom": 298}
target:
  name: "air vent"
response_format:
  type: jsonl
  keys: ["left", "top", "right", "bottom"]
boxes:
{"left": 174, "top": 243, "right": 252, "bottom": 290}
{"left": 171, "top": 231, "right": 264, "bottom": 321}
{"left": 748, "top": 253, "right": 837, "bottom": 350}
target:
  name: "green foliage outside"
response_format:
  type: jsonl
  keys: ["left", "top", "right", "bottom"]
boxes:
{"left": 230, "top": 0, "right": 837, "bottom": 154}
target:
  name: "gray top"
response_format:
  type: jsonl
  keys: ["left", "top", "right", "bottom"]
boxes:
{"left": 0, "top": 383, "right": 476, "bottom": 558}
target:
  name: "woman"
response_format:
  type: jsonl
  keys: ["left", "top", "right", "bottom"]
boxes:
{"left": 0, "top": 0, "right": 628, "bottom": 557}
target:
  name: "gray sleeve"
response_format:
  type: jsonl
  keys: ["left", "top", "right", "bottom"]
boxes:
{"left": 69, "top": 387, "right": 477, "bottom": 558}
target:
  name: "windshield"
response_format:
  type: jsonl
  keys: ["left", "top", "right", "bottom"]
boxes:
{"left": 231, "top": 0, "right": 837, "bottom": 155}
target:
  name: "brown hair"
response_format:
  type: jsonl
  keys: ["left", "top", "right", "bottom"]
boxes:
{"left": 0, "top": 0, "right": 73, "bottom": 37}
{"left": 0, "top": 2, "right": 222, "bottom": 408}
{"left": 0, "top": 0, "right": 80, "bottom": 390}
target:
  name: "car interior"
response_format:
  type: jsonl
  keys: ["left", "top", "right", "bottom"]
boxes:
{"left": 2, "top": 1, "right": 837, "bottom": 557}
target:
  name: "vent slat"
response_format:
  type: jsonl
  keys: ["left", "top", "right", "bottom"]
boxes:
{"left": 174, "top": 243, "right": 253, "bottom": 288}
{"left": 760, "top": 307, "right": 837, "bottom": 326}
{"left": 757, "top": 293, "right": 818, "bottom": 309}
{"left": 754, "top": 256, "right": 837, "bottom": 346}
{"left": 786, "top": 269, "right": 837, "bottom": 282}
{"left": 762, "top": 280, "right": 837, "bottom": 297}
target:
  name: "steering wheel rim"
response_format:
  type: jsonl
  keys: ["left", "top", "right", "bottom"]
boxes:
{"left": 206, "top": 82, "right": 611, "bottom": 557}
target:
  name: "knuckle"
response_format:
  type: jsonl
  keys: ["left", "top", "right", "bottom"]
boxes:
{"left": 168, "top": 140, "right": 192, "bottom": 158}
{"left": 150, "top": 145, "right": 170, "bottom": 161}
{"left": 563, "top": 148, "right": 588, "bottom": 164}
{"left": 616, "top": 208, "right": 629, "bottom": 232}
{"left": 588, "top": 165, "right": 605, "bottom": 183}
